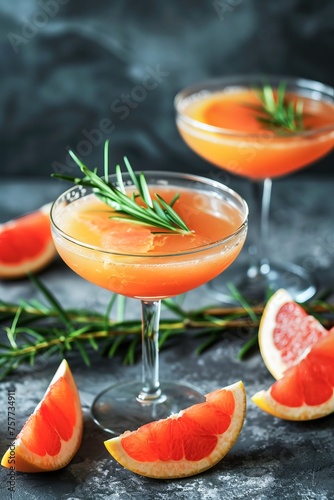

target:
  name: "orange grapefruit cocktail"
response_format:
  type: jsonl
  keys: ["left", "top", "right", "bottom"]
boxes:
{"left": 177, "top": 87, "right": 334, "bottom": 180}
{"left": 51, "top": 169, "right": 248, "bottom": 434}
{"left": 52, "top": 182, "right": 246, "bottom": 300}
{"left": 175, "top": 75, "right": 334, "bottom": 303}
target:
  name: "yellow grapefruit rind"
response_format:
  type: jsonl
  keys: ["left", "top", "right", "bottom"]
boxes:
{"left": 0, "top": 203, "right": 57, "bottom": 280}
{"left": 0, "top": 360, "right": 83, "bottom": 473}
{"left": 258, "top": 288, "right": 299, "bottom": 380}
{"left": 104, "top": 381, "right": 246, "bottom": 479}
{"left": 251, "top": 389, "right": 334, "bottom": 421}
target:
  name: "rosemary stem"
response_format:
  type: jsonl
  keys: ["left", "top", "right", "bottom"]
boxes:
{"left": 0, "top": 305, "right": 231, "bottom": 330}
{"left": 199, "top": 304, "right": 334, "bottom": 316}
{"left": 1, "top": 304, "right": 334, "bottom": 323}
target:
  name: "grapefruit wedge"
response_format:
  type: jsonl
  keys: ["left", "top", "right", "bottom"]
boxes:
{"left": 252, "top": 331, "right": 334, "bottom": 421}
{"left": 104, "top": 381, "right": 246, "bottom": 479}
{"left": 258, "top": 289, "right": 328, "bottom": 380}
{"left": 0, "top": 203, "right": 56, "bottom": 279}
{"left": 1, "top": 360, "right": 83, "bottom": 472}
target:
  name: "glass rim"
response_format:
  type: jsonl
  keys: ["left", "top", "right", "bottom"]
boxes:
{"left": 50, "top": 170, "right": 248, "bottom": 258}
{"left": 174, "top": 73, "right": 334, "bottom": 138}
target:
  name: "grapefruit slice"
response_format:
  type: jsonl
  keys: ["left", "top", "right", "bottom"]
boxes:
{"left": 100, "top": 222, "right": 154, "bottom": 253}
{"left": 76, "top": 212, "right": 155, "bottom": 253}
{"left": 258, "top": 289, "right": 328, "bottom": 380}
{"left": 0, "top": 203, "right": 56, "bottom": 279}
{"left": 1, "top": 360, "right": 83, "bottom": 472}
{"left": 104, "top": 381, "right": 246, "bottom": 479}
{"left": 252, "top": 332, "right": 334, "bottom": 421}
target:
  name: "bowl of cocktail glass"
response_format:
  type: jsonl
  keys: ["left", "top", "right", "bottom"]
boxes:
{"left": 175, "top": 75, "right": 334, "bottom": 304}
{"left": 51, "top": 170, "right": 248, "bottom": 434}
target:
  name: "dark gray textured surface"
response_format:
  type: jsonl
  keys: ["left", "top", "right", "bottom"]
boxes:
{"left": 0, "top": 1, "right": 334, "bottom": 179}
{"left": 1, "top": 177, "right": 334, "bottom": 499}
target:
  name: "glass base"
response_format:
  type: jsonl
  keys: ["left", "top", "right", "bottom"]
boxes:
{"left": 207, "top": 260, "right": 317, "bottom": 304}
{"left": 91, "top": 380, "right": 205, "bottom": 435}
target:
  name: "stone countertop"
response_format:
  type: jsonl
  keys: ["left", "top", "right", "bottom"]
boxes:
{"left": 0, "top": 176, "right": 334, "bottom": 500}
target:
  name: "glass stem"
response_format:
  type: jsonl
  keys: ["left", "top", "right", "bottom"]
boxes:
{"left": 248, "top": 178, "right": 272, "bottom": 275}
{"left": 137, "top": 300, "right": 162, "bottom": 403}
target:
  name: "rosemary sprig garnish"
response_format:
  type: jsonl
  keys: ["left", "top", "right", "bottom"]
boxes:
{"left": 52, "top": 140, "right": 191, "bottom": 234}
{"left": 1, "top": 275, "right": 334, "bottom": 380}
{"left": 251, "top": 81, "right": 305, "bottom": 133}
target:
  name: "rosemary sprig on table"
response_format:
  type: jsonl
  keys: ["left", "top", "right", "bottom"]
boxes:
{"left": 52, "top": 140, "right": 191, "bottom": 234}
{"left": 252, "top": 82, "right": 305, "bottom": 133}
{"left": 1, "top": 275, "right": 334, "bottom": 380}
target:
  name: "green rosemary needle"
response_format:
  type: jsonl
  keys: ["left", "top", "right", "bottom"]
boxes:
{"left": 52, "top": 140, "right": 191, "bottom": 234}
{"left": 252, "top": 81, "right": 305, "bottom": 133}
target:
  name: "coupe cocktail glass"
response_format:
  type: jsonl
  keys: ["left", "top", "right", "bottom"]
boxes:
{"left": 175, "top": 75, "right": 334, "bottom": 303}
{"left": 51, "top": 171, "right": 248, "bottom": 434}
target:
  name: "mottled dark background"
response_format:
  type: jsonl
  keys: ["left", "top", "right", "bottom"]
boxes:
{"left": 0, "top": 0, "right": 333, "bottom": 179}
